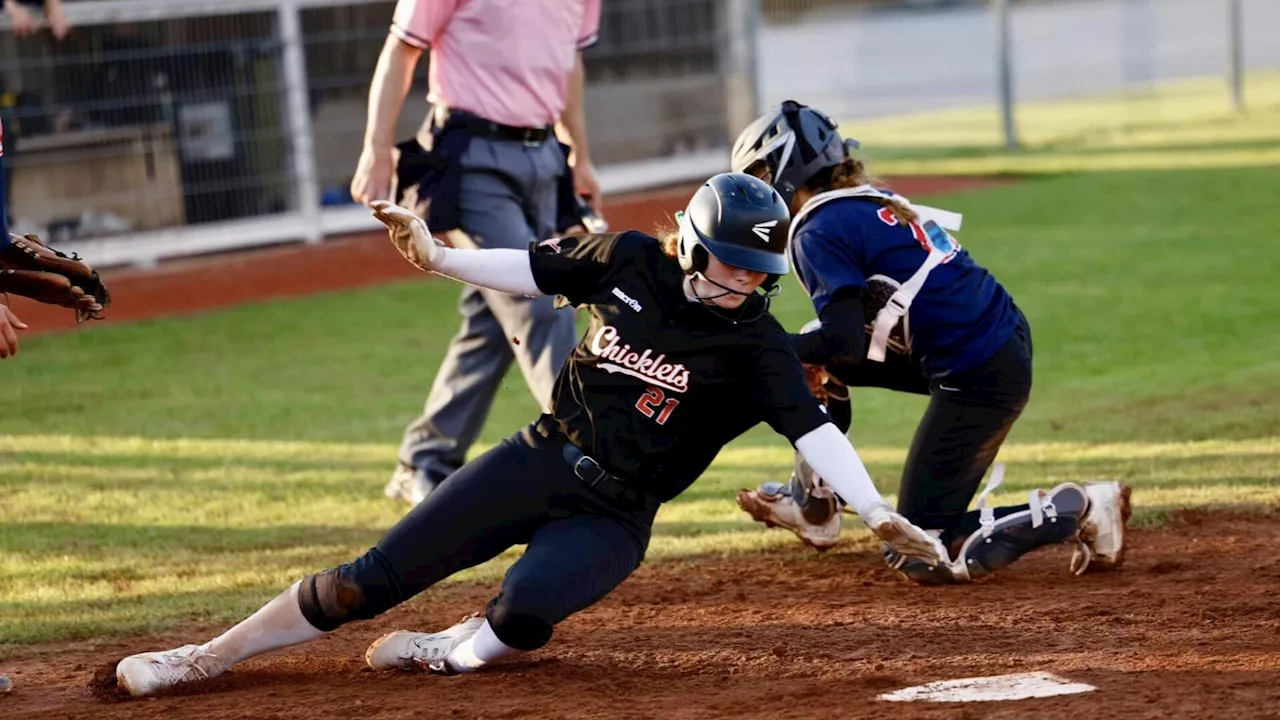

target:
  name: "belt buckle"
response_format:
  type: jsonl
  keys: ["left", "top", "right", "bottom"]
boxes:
{"left": 573, "top": 455, "right": 605, "bottom": 487}
{"left": 522, "top": 128, "right": 543, "bottom": 147}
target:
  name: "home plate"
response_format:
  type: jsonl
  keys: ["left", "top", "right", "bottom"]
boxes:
{"left": 878, "top": 671, "right": 1097, "bottom": 703}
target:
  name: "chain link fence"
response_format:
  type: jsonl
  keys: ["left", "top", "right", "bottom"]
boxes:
{"left": 2, "top": 9, "right": 288, "bottom": 243}
{"left": 0, "top": 0, "right": 748, "bottom": 266}
{"left": 3, "top": 0, "right": 1273, "bottom": 266}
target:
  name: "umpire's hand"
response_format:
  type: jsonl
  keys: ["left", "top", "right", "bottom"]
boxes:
{"left": 351, "top": 146, "right": 394, "bottom": 205}
{"left": 572, "top": 158, "right": 603, "bottom": 219}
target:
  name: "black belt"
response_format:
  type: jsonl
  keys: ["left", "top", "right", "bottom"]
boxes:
{"left": 562, "top": 443, "right": 659, "bottom": 514}
{"left": 432, "top": 106, "right": 553, "bottom": 146}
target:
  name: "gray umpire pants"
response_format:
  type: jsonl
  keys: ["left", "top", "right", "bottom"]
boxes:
{"left": 398, "top": 135, "right": 578, "bottom": 483}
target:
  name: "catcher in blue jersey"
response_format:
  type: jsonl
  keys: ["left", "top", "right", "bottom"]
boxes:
{"left": 731, "top": 101, "right": 1130, "bottom": 584}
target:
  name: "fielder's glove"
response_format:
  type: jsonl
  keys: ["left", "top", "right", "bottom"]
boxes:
{"left": 0, "top": 234, "right": 112, "bottom": 322}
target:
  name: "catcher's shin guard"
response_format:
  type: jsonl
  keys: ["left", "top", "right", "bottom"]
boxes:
{"left": 949, "top": 482, "right": 1089, "bottom": 582}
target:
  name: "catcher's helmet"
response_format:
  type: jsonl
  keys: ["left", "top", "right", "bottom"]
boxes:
{"left": 730, "top": 100, "right": 859, "bottom": 206}
{"left": 677, "top": 172, "right": 791, "bottom": 283}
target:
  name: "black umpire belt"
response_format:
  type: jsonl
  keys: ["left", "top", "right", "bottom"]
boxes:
{"left": 562, "top": 444, "right": 659, "bottom": 513}
{"left": 433, "top": 106, "right": 553, "bottom": 146}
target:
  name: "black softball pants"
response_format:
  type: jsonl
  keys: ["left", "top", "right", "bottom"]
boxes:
{"left": 306, "top": 425, "right": 655, "bottom": 651}
{"left": 834, "top": 310, "right": 1034, "bottom": 545}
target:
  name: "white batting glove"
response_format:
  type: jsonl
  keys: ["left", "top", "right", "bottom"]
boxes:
{"left": 370, "top": 200, "right": 445, "bottom": 272}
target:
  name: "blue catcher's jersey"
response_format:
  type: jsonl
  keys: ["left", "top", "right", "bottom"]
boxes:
{"left": 0, "top": 121, "right": 8, "bottom": 245}
{"left": 789, "top": 196, "right": 1020, "bottom": 378}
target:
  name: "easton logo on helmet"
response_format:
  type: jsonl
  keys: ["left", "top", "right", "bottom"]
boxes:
{"left": 752, "top": 220, "right": 778, "bottom": 243}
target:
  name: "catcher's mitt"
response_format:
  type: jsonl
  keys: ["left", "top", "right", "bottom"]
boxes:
{"left": 864, "top": 274, "right": 910, "bottom": 356}
{"left": 0, "top": 234, "right": 111, "bottom": 322}
{"left": 804, "top": 363, "right": 831, "bottom": 403}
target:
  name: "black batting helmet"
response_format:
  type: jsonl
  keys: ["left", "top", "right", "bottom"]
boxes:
{"left": 677, "top": 172, "right": 791, "bottom": 283}
{"left": 730, "top": 100, "right": 859, "bottom": 206}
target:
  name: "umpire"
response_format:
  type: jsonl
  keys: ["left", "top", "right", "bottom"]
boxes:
{"left": 351, "top": 0, "right": 603, "bottom": 505}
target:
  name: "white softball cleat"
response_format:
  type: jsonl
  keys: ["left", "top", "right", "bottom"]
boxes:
{"left": 365, "top": 615, "right": 485, "bottom": 674}
{"left": 1072, "top": 481, "right": 1133, "bottom": 574}
{"left": 115, "top": 643, "right": 223, "bottom": 697}
{"left": 736, "top": 483, "right": 842, "bottom": 551}
{"left": 863, "top": 503, "right": 950, "bottom": 569}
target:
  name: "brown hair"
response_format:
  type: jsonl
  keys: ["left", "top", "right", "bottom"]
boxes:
{"left": 801, "top": 158, "right": 918, "bottom": 225}
{"left": 656, "top": 219, "right": 680, "bottom": 259}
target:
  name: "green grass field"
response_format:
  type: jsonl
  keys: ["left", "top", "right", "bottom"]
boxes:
{"left": 2, "top": 84, "right": 1279, "bottom": 654}
{"left": 856, "top": 71, "right": 1280, "bottom": 175}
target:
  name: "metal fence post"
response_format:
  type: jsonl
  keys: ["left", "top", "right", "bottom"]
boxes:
{"left": 278, "top": 0, "right": 323, "bottom": 243}
{"left": 1121, "top": 0, "right": 1155, "bottom": 89}
{"left": 722, "top": 0, "right": 761, "bottom": 151}
{"left": 993, "top": 0, "right": 1018, "bottom": 149}
{"left": 1227, "top": 0, "right": 1244, "bottom": 111}
{"left": 745, "top": 0, "right": 762, "bottom": 118}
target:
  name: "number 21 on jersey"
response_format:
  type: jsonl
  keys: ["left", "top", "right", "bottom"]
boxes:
{"left": 635, "top": 386, "right": 680, "bottom": 425}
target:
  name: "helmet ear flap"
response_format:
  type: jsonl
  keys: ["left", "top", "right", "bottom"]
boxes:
{"left": 676, "top": 210, "right": 711, "bottom": 274}
{"left": 691, "top": 244, "right": 709, "bottom": 273}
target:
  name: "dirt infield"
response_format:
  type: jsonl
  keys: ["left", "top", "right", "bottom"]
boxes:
{"left": 3, "top": 509, "right": 1279, "bottom": 719}
{"left": 8, "top": 176, "right": 1006, "bottom": 336}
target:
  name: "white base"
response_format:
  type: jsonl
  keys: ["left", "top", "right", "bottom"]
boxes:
{"left": 878, "top": 671, "right": 1097, "bottom": 703}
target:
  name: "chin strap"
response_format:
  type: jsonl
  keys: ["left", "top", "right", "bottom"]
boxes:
{"left": 687, "top": 273, "right": 778, "bottom": 324}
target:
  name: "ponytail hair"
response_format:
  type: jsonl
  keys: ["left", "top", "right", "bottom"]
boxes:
{"left": 803, "top": 158, "right": 917, "bottom": 225}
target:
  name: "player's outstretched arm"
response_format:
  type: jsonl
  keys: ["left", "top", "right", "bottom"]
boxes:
{"left": 794, "top": 423, "right": 949, "bottom": 567}
{"left": 370, "top": 200, "right": 546, "bottom": 297}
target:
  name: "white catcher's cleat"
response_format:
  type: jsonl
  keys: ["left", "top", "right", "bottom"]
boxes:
{"left": 863, "top": 503, "right": 950, "bottom": 568}
{"left": 736, "top": 483, "right": 842, "bottom": 551}
{"left": 116, "top": 643, "right": 223, "bottom": 697}
{"left": 1072, "top": 481, "right": 1133, "bottom": 574}
{"left": 366, "top": 615, "right": 484, "bottom": 674}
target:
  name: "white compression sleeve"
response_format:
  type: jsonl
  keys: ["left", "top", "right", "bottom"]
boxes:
{"left": 432, "top": 247, "right": 545, "bottom": 296}
{"left": 793, "top": 423, "right": 889, "bottom": 520}
{"left": 204, "top": 581, "right": 325, "bottom": 669}
{"left": 445, "top": 620, "right": 522, "bottom": 673}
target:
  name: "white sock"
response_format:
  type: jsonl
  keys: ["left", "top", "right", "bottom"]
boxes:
{"left": 203, "top": 581, "right": 325, "bottom": 671}
{"left": 445, "top": 620, "right": 522, "bottom": 673}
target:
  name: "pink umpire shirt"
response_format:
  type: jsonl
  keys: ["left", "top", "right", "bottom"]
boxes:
{"left": 391, "top": 0, "right": 601, "bottom": 129}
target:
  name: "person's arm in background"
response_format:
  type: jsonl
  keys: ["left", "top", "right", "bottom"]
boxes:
{"left": 556, "top": 51, "right": 601, "bottom": 218}
{"left": 349, "top": 35, "right": 423, "bottom": 205}
{"left": 351, "top": 0, "right": 461, "bottom": 204}
{"left": 2, "top": 0, "right": 64, "bottom": 39}
{"left": 555, "top": 0, "right": 602, "bottom": 217}
{"left": 43, "top": 0, "right": 67, "bottom": 40}
{"left": 2, "top": 0, "right": 36, "bottom": 36}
